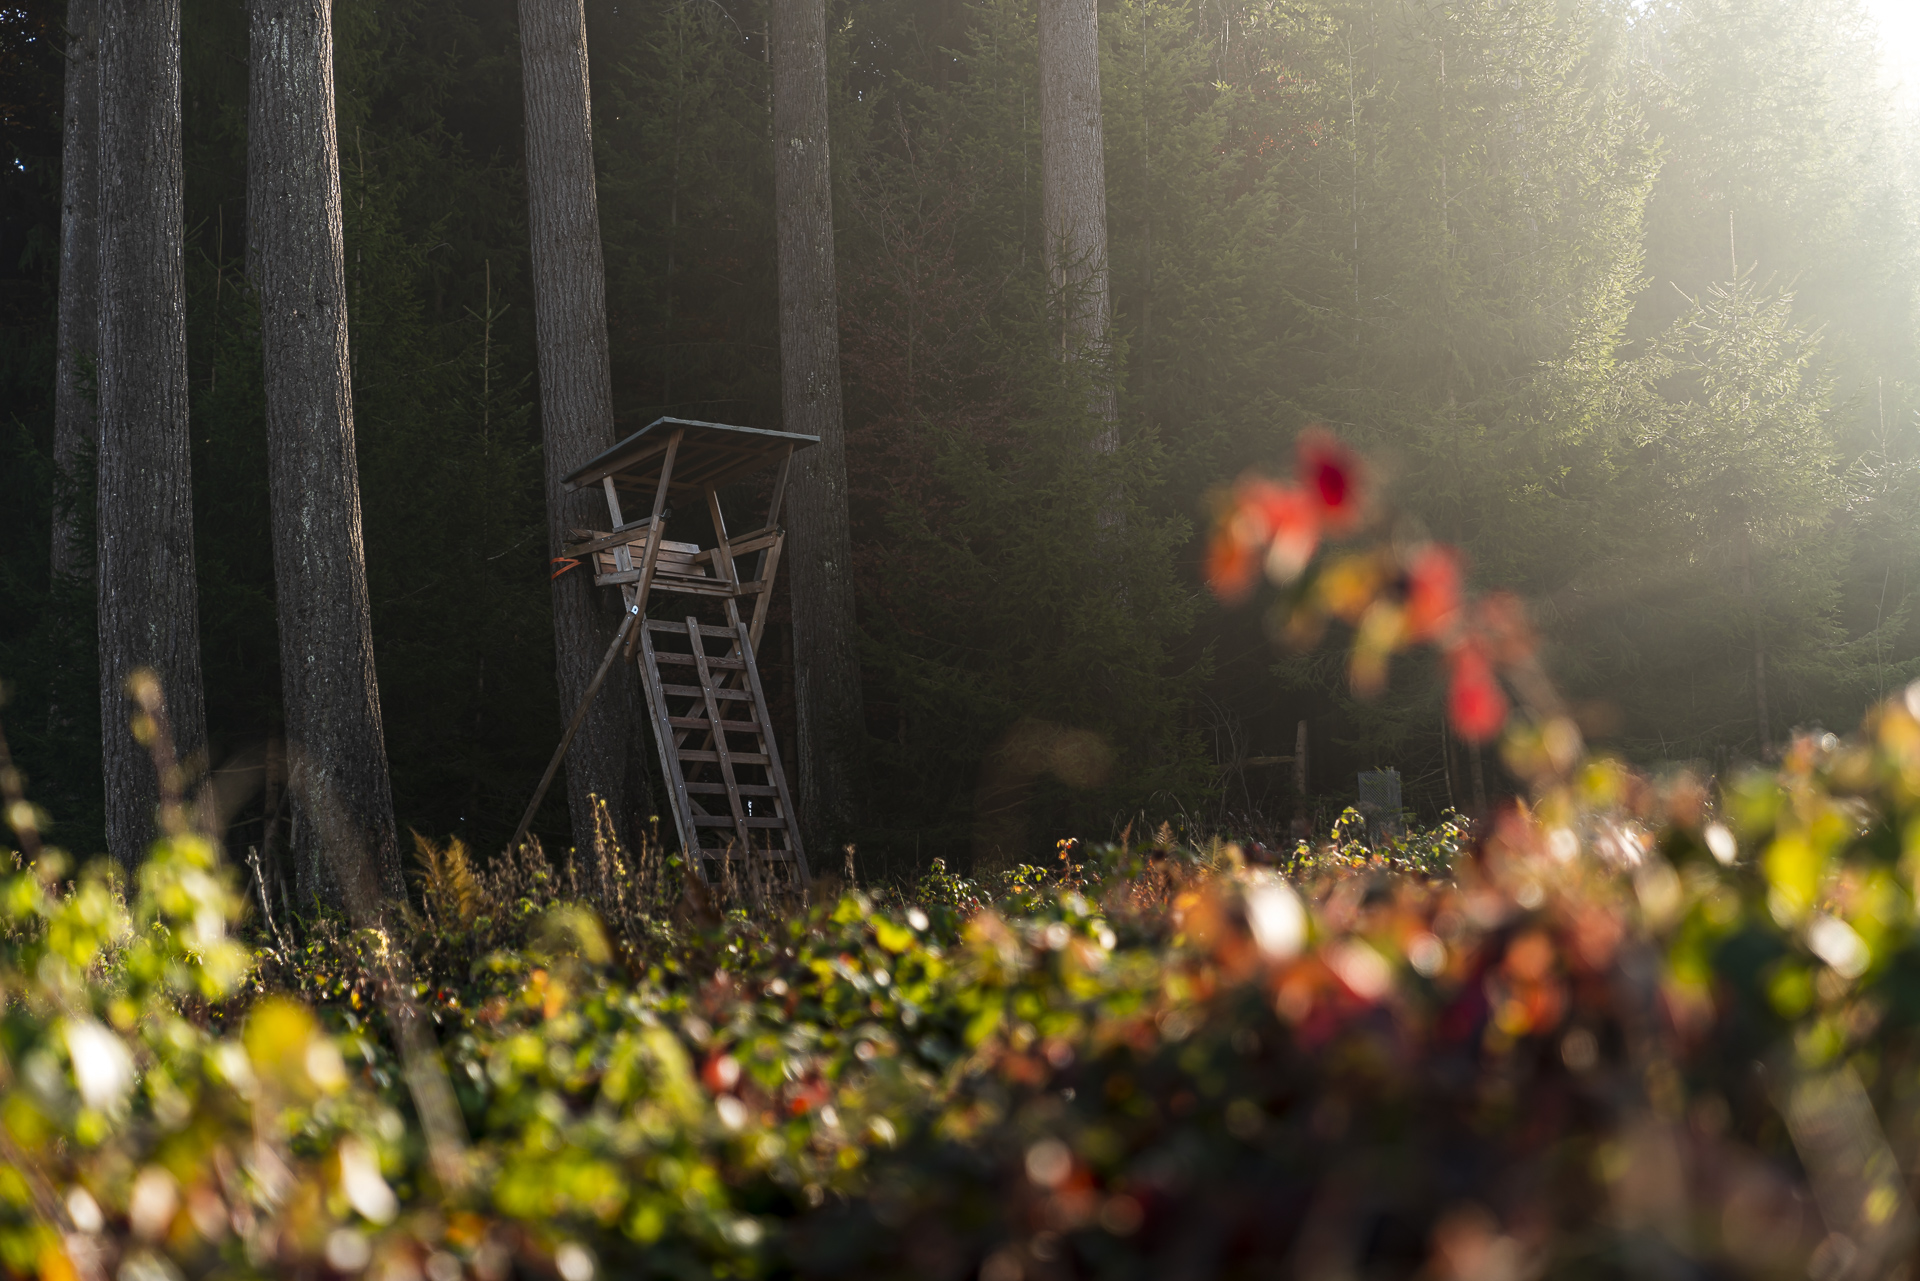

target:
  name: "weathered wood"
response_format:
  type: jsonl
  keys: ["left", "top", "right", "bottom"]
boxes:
{"left": 661, "top": 683, "right": 752, "bottom": 700}
{"left": 686, "top": 781, "right": 778, "bottom": 796}
{"left": 734, "top": 616, "right": 808, "bottom": 883}
{"left": 507, "top": 601, "right": 641, "bottom": 857}
{"left": 559, "top": 418, "right": 811, "bottom": 896}
{"left": 563, "top": 417, "right": 817, "bottom": 496}
{"left": 747, "top": 532, "right": 784, "bottom": 653}
{"left": 636, "top": 617, "right": 698, "bottom": 858}
{"left": 686, "top": 615, "right": 753, "bottom": 856}
{"left": 562, "top": 518, "right": 660, "bottom": 559}
{"left": 624, "top": 427, "right": 683, "bottom": 660}
{"left": 678, "top": 750, "right": 772, "bottom": 766}
{"left": 669, "top": 715, "right": 762, "bottom": 733}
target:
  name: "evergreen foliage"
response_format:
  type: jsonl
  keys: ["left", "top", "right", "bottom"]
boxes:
{"left": 7, "top": 0, "right": 1920, "bottom": 871}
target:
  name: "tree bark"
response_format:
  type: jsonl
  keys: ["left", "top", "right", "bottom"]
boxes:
{"left": 247, "top": 0, "right": 404, "bottom": 915}
{"left": 518, "top": 0, "right": 648, "bottom": 856}
{"left": 1039, "top": 0, "right": 1117, "bottom": 442}
{"left": 773, "top": 0, "right": 863, "bottom": 853}
{"left": 96, "top": 0, "right": 207, "bottom": 871}
{"left": 53, "top": 0, "right": 99, "bottom": 582}
{"left": 1743, "top": 530, "right": 1771, "bottom": 758}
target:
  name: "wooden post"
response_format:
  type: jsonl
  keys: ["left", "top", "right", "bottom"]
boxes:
{"left": 1292, "top": 719, "right": 1308, "bottom": 835}
{"left": 508, "top": 602, "right": 642, "bottom": 856}
{"left": 626, "top": 427, "right": 683, "bottom": 660}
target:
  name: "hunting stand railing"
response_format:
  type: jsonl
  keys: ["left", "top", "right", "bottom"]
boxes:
{"left": 510, "top": 417, "right": 817, "bottom": 900}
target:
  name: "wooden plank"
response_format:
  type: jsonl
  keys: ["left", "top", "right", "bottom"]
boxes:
{"left": 685, "top": 781, "right": 778, "bottom": 796}
{"left": 764, "top": 444, "right": 795, "bottom": 530}
{"left": 637, "top": 617, "right": 700, "bottom": 869}
{"left": 668, "top": 714, "right": 762, "bottom": 734}
{"left": 706, "top": 483, "right": 743, "bottom": 598}
{"left": 677, "top": 749, "right": 770, "bottom": 765}
{"left": 626, "top": 428, "right": 685, "bottom": 660}
{"left": 564, "top": 434, "right": 674, "bottom": 492}
{"left": 651, "top": 651, "right": 745, "bottom": 670}
{"left": 693, "top": 815, "right": 790, "bottom": 829}
{"left": 747, "top": 531, "right": 783, "bottom": 653}
{"left": 695, "top": 842, "right": 795, "bottom": 860}
{"left": 561, "top": 518, "right": 660, "bottom": 559}
{"left": 662, "top": 683, "right": 751, "bottom": 700}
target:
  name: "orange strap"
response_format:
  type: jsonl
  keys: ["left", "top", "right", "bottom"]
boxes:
{"left": 550, "top": 557, "right": 582, "bottom": 580}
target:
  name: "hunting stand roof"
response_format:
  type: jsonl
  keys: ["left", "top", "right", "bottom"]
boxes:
{"left": 564, "top": 416, "right": 819, "bottom": 499}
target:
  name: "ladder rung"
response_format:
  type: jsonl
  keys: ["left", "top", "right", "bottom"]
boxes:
{"left": 693, "top": 816, "right": 790, "bottom": 829}
{"left": 654, "top": 653, "right": 745, "bottom": 671}
{"left": 685, "top": 782, "right": 779, "bottom": 796}
{"left": 668, "top": 715, "right": 762, "bottom": 733}
{"left": 678, "top": 749, "right": 769, "bottom": 765}
{"left": 644, "top": 619, "right": 743, "bottom": 639}
{"left": 662, "top": 684, "right": 751, "bottom": 700}
{"left": 654, "top": 578, "right": 737, "bottom": 597}
{"left": 697, "top": 846, "right": 795, "bottom": 861}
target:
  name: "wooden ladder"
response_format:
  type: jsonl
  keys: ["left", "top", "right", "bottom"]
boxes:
{"left": 635, "top": 613, "right": 808, "bottom": 897}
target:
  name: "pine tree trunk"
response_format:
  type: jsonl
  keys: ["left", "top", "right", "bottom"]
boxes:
{"left": 1743, "top": 530, "right": 1771, "bottom": 757}
{"left": 247, "top": 0, "right": 403, "bottom": 915}
{"left": 1039, "top": 0, "right": 1117, "bottom": 442}
{"left": 52, "top": 0, "right": 99, "bottom": 582}
{"left": 518, "top": 0, "right": 648, "bottom": 855}
{"left": 772, "top": 0, "right": 863, "bottom": 853}
{"left": 96, "top": 0, "right": 206, "bottom": 871}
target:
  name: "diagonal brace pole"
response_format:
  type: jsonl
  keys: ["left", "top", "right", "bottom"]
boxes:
{"left": 508, "top": 603, "right": 641, "bottom": 855}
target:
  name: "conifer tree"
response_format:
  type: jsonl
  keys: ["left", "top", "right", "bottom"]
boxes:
{"left": 247, "top": 0, "right": 403, "bottom": 911}
{"left": 1038, "top": 0, "right": 1116, "bottom": 440}
{"left": 517, "top": 0, "right": 649, "bottom": 856}
{"left": 52, "top": 0, "right": 98, "bottom": 582}
{"left": 95, "top": 0, "right": 207, "bottom": 869}
{"left": 773, "top": 0, "right": 864, "bottom": 850}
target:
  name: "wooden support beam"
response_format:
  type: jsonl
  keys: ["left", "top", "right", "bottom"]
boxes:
{"left": 506, "top": 603, "right": 642, "bottom": 856}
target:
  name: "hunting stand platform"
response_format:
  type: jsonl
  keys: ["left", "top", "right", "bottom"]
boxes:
{"left": 510, "top": 417, "right": 817, "bottom": 898}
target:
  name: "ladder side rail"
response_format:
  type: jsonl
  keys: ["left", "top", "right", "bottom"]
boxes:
{"left": 731, "top": 615, "right": 809, "bottom": 884}
{"left": 626, "top": 429, "right": 685, "bottom": 660}
{"left": 686, "top": 614, "right": 757, "bottom": 872}
{"left": 637, "top": 618, "right": 701, "bottom": 870}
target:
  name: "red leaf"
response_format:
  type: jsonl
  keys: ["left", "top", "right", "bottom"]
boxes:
{"left": 701, "top": 1054, "right": 741, "bottom": 1093}
{"left": 1245, "top": 480, "right": 1320, "bottom": 582}
{"left": 1207, "top": 531, "right": 1257, "bottom": 602}
{"left": 1405, "top": 544, "right": 1462, "bottom": 641}
{"left": 1296, "top": 429, "right": 1366, "bottom": 532}
{"left": 1448, "top": 645, "right": 1508, "bottom": 743}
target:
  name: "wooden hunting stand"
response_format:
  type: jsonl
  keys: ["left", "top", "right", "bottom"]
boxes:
{"left": 510, "top": 417, "right": 817, "bottom": 898}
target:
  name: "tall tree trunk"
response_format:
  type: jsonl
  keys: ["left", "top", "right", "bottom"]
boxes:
{"left": 248, "top": 0, "right": 403, "bottom": 915}
{"left": 53, "top": 0, "right": 99, "bottom": 582}
{"left": 1743, "top": 530, "right": 1772, "bottom": 758}
{"left": 773, "top": 0, "right": 863, "bottom": 853}
{"left": 518, "top": 0, "right": 648, "bottom": 856}
{"left": 96, "top": 0, "right": 206, "bottom": 871}
{"left": 1039, "top": 0, "right": 1117, "bottom": 443}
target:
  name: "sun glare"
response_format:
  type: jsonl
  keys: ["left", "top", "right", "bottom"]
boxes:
{"left": 1864, "top": 0, "right": 1920, "bottom": 105}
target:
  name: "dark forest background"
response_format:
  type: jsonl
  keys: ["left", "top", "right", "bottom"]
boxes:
{"left": 5, "top": 0, "right": 1920, "bottom": 872}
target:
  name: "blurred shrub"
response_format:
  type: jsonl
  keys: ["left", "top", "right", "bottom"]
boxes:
{"left": 20, "top": 702, "right": 1920, "bottom": 1276}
